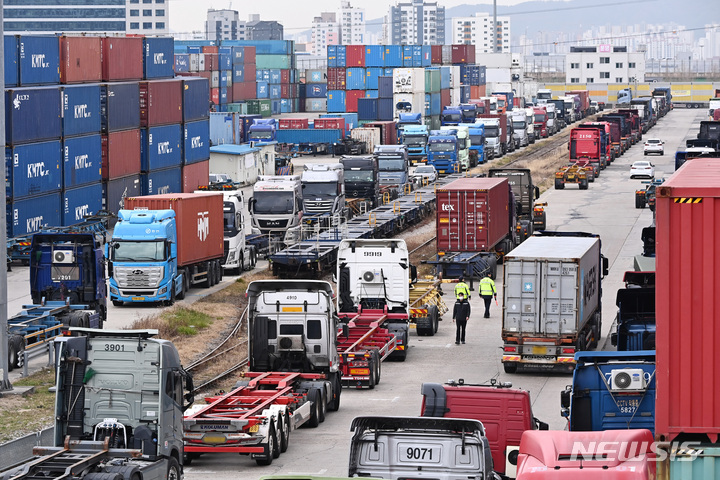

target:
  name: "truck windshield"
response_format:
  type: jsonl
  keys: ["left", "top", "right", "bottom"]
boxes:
{"left": 547, "top": 111, "right": 556, "bottom": 119}
{"left": 250, "top": 131, "right": 273, "bottom": 140}
{"left": 564, "top": 102, "right": 573, "bottom": 109}
{"left": 469, "top": 134, "right": 485, "bottom": 146}
{"left": 538, "top": 92, "right": 551, "bottom": 100}
{"left": 512, "top": 121, "right": 526, "bottom": 130}
{"left": 303, "top": 182, "right": 337, "bottom": 197}
{"left": 534, "top": 114, "right": 546, "bottom": 122}
{"left": 429, "top": 142, "right": 455, "bottom": 152}
{"left": 442, "top": 113, "right": 461, "bottom": 123}
{"left": 378, "top": 158, "right": 406, "bottom": 171}
{"left": 112, "top": 241, "right": 166, "bottom": 262}
{"left": 497, "top": 99, "right": 506, "bottom": 108}
{"left": 461, "top": 112, "right": 476, "bottom": 122}
{"left": 253, "top": 191, "right": 295, "bottom": 214}
{"left": 484, "top": 126, "right": 499, "bottom": 137}
{"left": 344, "top": 171, "right": 374, "bottom": 182}
{"left": 403, "top": 135, "right": 427, "bottom": 145}
{"left": 223, "top": 202, "right": 239, "bottom": 235}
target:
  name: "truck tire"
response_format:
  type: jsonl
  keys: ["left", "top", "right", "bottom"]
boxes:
{"left": 327, "top": 373, "right": 342, "bottom": 412}
{"left": 367, "top": 357, "right": 376, "bottom": 390}
{"left": 255, "top": 423, "right": 277, "bottom": 466}
{"left": 579, "top": 179, "right": 589, "bottom": 190}
{"left": 279, "top": 411, "right": 291, "bottom": 452}
{"left": 166, "top": 457, "right": 181, "bottom": 480}
{"left": 554, "top": 178, "right": 564, "bottom": 190}
{"left": 165, "top": 282, "right": 176, "bottom": 307}
{"left": 372, "top": 349, "right": 381, "bottom": 385}
{"left": 203, "top": 262, "right": 213, "bottom": 288}
{"left": 177, "top": 274, "right": 186, "bottom": 300}
{"left": 429, "top": 304, "right": 440, "bottom": 334}
{"left": 503, "top": 362, "right": 518, "bottom": 374}
{"left": 7, "top": 335, "right": 23, "bottom": 371}
{"left": 306, "top": 389, "right": 321, "bottom": 428}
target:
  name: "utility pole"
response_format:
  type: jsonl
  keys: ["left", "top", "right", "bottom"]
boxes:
{"left": 0, "top": 3, "right": 12, "bottom": 391}
{"left": 493, "top": 0, "right": 498, "bottom": 53}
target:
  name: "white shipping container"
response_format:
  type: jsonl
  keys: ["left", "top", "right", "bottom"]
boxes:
{"left": 393, "top": 92, "right": 426, "bottom": 119}
{"left": 305, "top": 68, "right": 327, "bottom": 84}
{"left": 211, "top": 70, "right": 220, "bottom": 89}
{"left": 350, "top": 127, "right": 381, "bottom": 154}
{"left": 305, "top": 98, "right": 327, "bottom": 112}
{"left": 476, "top": 53, "right": 513, "bottom": 69}
{"left": 450, "top": 66, "right": 461, "bottom": 89}
{"left": 189, "top": 53, "right": 205, "bottom": 72}
{"left": 393, "top": 68, "right": 425, "bottom": 94}
{"left": 485, "top": 68, "right": 512, "bottom": 84}
{"left": 502, "top": 236, "right": 601, "bottom": 338}
{"left": 450, "top": 88, "right": 461, "bottom": 107}
{"left": 441, "top": 45, "right": 453, "bottom": 65}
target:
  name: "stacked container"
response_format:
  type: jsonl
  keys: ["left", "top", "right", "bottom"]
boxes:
{"left": 393, "top": 68, "right": 426, "bottom": 121}
{"left": 181, "top": 77, "right": 211, "bottom": 191}
{"left": 304, "top": 68, "right": 327, "bottom": 112}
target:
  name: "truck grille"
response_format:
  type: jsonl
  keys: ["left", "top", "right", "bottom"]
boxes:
{"left": 114, "top": 266, "right": 163, "bottom": 288}
{"left": 258, "top": 219, "right": 289, "bottom": 229}
{"left": 304, "top": 200, "right": 334, "bottom": 214}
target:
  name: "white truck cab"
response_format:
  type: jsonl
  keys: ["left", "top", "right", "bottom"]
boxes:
{"left": 249, "top": 175, "right": 303, "bottom": 239}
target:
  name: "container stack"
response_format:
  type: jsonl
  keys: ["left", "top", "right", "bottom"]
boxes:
{"left": 459, "top": 65, "right": 487, "bottom": 101}
{"left": 393, "top": 68, "right": 425, "bottom": 120}
{"left": 303, "top": 69, "right": 327, "bottom": 113}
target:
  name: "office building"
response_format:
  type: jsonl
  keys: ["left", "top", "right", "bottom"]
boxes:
{"left": 565, "top": 46, "right": 645, "bottom": 84}
{"left": 206, "top": 9, "right": 245, "bottom": 42}
{"left": 388, "top": 0, "right": 445, "bottom": 45}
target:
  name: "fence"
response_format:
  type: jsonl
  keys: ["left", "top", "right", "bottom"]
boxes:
{"left": 0, "top": 427, "right": 54, "bottom": 470}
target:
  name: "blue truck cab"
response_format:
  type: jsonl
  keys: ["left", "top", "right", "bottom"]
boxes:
{"left": 459, "top": 104, "right": 477, "bottom": 123}
{"left": 611, "top": 271, "right": 655, "bottom": 351}
{"left": 561, "top": 351, "right": 656, "bottom": 435}
{"left": 400, "top": 124, "right": 429, "bottom": 164}
{"left": 248, "top": 118, "right": 277, "bottom": 142}
{"left": 396, "top": 112, "right": 422, "bottom": 141}
{"left": 426, "top": 130, "right": 459, "bottom": 174}
{"left": 441, "top": 106, "right": 462, "bottom": 126}
{"left": 460, "top": 122, "right": 486, "bottom": 164}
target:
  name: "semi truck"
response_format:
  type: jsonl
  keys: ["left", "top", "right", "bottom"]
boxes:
{"left": 501, "top": 232, "right": 608, "bottom": 373}
{"left": 510, "top": 110, "right": 529, "bottom": 147}
{"left": 108, "top": 193, "right": 225, "bottom": 306}
{"left": 559, "top": 95, "right": 578, "bottom": 123}
{"left": 532, "top": 107, "right": 549, "bottom": 139}
{"left": 0, "top": 329, "right": 194, "bottom": 480}
{"left": 426, "top": 130, "right": 461, "bottom": 174}
{"left": 524, "top": 107, "right": 536, "bottom": 143}
{"left": 440, "top": 106, "right": 462, "bottom": 126}
{"left": 300, "top": 163, "right": 347, "bottom": 224}
{"left": 565, "top": 90, "right": 590, "bottom": 119}
{"left": 248, "top": 118, "right": 278, "bottom": 142}
{"left": 341, "top": 155, "right": 381, "bottom": 211}
{"left": 536, "top": 89, "right": 552, "bottom": 103}
{"left": 544, "top": 102, "right": 557, "bottom": 135}
{"left": 421, "top": 380, "right": 548, "bottom": 479}
{"left": 463, "top": 123, "right": 487, "bottom": 163}
{"left": 611, "top": 271, "right": 655, "bottom": 351}
{"left": 249, "top": 175, "right": 304, "bottom": 238}
{"left": 440, "top": 125, "right": 471, "bottom": 169}
{"left": 488, "top": 168, "right": 546, "bottom": 237}
{"left": 549, "top": 99, "right": 567, "bottom": 129}
{"left": 569, "top": 127, "right": 605, "bottom": 178}
{"left": 399, "top": 124, "right": 429, "bottom": 164}
{"left": 459, "top": 103, "right": 478, "bottom": 123}
{"left": 477, "top": 114, "right": 508, "bottom": 155}
{"left": 374, "top": 144, "right": 410, "bottom": 192}
{"left": 183, "top": 280, "right": 341, "bottom": 466}
{"left": 396, "top": 112, "right": 422, "bottom": 140}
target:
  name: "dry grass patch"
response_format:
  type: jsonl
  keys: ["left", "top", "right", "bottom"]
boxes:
{"left": 0, "top": 368, "right": 56, "bottom": 444}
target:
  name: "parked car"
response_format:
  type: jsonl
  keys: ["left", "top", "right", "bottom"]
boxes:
{"left": 630, "top": 160, "right": 655, "bottom": 179}
{"left": 411, "top": 164, "right": 438, "bottom": 184}
{"left": 643, "top": 138, "right": 664, "bottom": 155}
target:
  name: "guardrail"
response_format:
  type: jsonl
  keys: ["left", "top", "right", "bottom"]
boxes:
{"left": 0, "top": 427, "right": 53, "bottom": 470}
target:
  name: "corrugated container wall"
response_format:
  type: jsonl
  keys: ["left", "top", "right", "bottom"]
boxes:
{"left": 346, "top": 68, "right": 366, "bottom": 90}
{"left": 60, "top": 36, "right": 101, "bottom": 84}
{"left": 5, "top": 35, "right": 19, "bottom": 87}
{"left": 655, "top": 159, "right": 720, "bottom": 443}
{"left": 365, "top": 67, "right": 383, "bottom": 90}
{"left": 104, "top": 174, "right": 141, "bottom": 217}
{"left": 345, "top": 90, "right": 365, "bottom": 113}
{"left": 7, "top": 193, "right": 62, "bottom": 238}
{"left": 62, "top": 84, "right": 102, "bottom": 137}
{"left": 305, "top": 98, "right": 327, "bottom": 112}
{"left": 63, "top": 134, "right": 102, "bottom": 189}
{"left": 183, "top": 119, "right": 210, "bottom": 164}
{"left": 378, "top": 98, "right": 393, "bottom": 121}
{"left": 327, "top": 90, "right": 346, "bottom": 113}
{"left": 101, "top": 129, "right": 141, "bottom": 180}
{"left": 101, "top": 82, "right": 140, "bottom": 133}
{"left": 62, "top": 183, "right": 103, "bottom": 226}
{"left": 327, "top": 68, "right": 346, "bottom": 90}
{"left": 365, "top": 45, "right": 384, "bottom": 68}
{"left": 18, "top": 35, "right": 60, "bottom": 85}
{"left": 345, "top": 45, "right": 365, "bottom": 67}
{"left": 436, "top": 177, "right": 510, "bottom": 252}
{"left": 451, "top": 44, "right": 475, "bottom": 65}
{"left": 140, "top": 79, "right": 183, "bottom": 127}
{"left": 6, "top": 87, "right": 61, "bottom": 145}
{"left": 6, "top": 140, "right": 62, "bottom": 199}
{"left": 182, "top": 160, "right": 209, "bottom": 192}
{"left": 378, "top": 76, "right": 393, "bottom": 99}
{"left": 182, "top": 77, "right": 210, "bottom": 122}
{"left": 384, "top": 45, "right": 402, "bottom": 68}
{"left": 174, "top": 54, "right": 190, "bottom": 74}
{"left": 393, "top": 68, "right": 425, "bottom": 94}
{"left": 143, "top": 37, "right": 175, "bottom": 79}
{"left": 141, "top": 124, "right": 182, "bottom": 172}
{"left": 142, "top": 166, "right": 183, "bottom": 195}
{"left": 358, "top": 98, "right": 379, "bottom": 121}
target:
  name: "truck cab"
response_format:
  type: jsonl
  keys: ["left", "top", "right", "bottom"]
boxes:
{"left": 301, "top": 163, "right": 347, "bottom": 221}
{"left": 544, "top": 102, "right": 557, "bottom": 135}
{"left": 532, "top": 107, "right": 549, "bottom": 138}
{"left": 493, "top": 94, "right": 508, "bottom": 114}
{"left": 611, "top": 271, "right": 655, "bottom": 351}
{"left": 400, "top": 124, "right": 429, "bottom": 164}
{"left": 461, "top": 122, "right": 486, "bottom": 164}
{"left": 476, "top": 118, "right": 502, "bottom": 158}
{"left": 249, "top": 175, "right": 303, "bottom": 236}
{"left": 440, "top": 125, "right": 471, "bottom": 169}
{"left": 536, "top": 89, "right": 552, "bottom": 103}
{"left": 524, "top": 107, "right": 536, "bottom": 143}
{"left": 374, "top": 145, "right": 410, "bottom": 191}
{"left": 511, "top": 110, "right": 529, "bottom": 147}
{"left": 549, "top": 99, "right": 567, "bottom": 129}
{"left": 340, "top": 155, "right": 380, "bottom": 210}
{"left": 426, "top": 130, "right": 460, "bottom": 174}
{"left": 617, "top": 88, "right": 633, "bottom": 106}
{"left": 559, "top": 95, "right": 577, "bottom": 123}
{"left": 459, "top": 103, "right": 478, "bottom": 123}
{"left": 396, "top": 112, "right": 423, "bottom": 141}
{"left": 441, "top": 106, "right": 462, "bottom": 126}
{"left": 248, "top": 118, "right": 278, "bottom": 143}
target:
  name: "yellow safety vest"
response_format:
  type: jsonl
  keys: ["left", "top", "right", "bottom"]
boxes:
{"left": 454, "top": 281, "right": 470, "bottom": 299}
{"left": 479, "top": 277, "right": 496, "bottom": 296}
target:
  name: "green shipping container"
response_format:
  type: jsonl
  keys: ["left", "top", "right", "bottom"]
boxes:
{"left": 255, "top": 54, "right": 291, "bottom": 69}
{"left": 425, "top": 69, "right": 440, "bottom": 93}
{"left": 226, "top": 103, "right": 247, "bottom": 114}
{"left": 424, "top": 115, "right": 440, "bottom": 130}
{"left": 670, "top": 446, "right": 720, "bottom": 479}
{"left": 247, "top": 99, "right": 272, "bottom": 117}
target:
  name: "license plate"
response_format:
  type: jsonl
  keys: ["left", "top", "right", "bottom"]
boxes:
{"left": 350, "top": 368, "right": 369, "bottom": 375}
{"left": 202, "top": 435, "right": 227, "bottom": 444}
{"left": 132, "top": 297, "right": 145, "bottom": 301}
{"left": 532, "top": 346, "right": 548, "bottom": 355}
{"left": 397, "top": 443, "right": 442, "bottom": 463}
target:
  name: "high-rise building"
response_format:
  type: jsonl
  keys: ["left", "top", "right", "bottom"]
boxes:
{"left": 3, "top": 0, "right": 169, "bottom": 35}
{"left": 206, "top": 9, "right": 245, "bottom": 42}
{"left": 340, "top": 1, "right": 365, "bottom": 45}
{"left": 388, "top": 0, "right": 445, "bottom": 45}
{"left": 311, "top": 12, "right": 340, "bottom": 56}
{"left": 451, "top": 13, "right": 510, "bottom": 53}
{"left": 246, "top": 19, "right": 284, "bottom": 40}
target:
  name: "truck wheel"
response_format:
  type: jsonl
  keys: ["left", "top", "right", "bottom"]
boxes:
{"left": 166, "top": 457, "right": 181, "bottom": 480}
{"left": 183, "top": 269, "right": 191, "bottom": 295}
{"left": 280, "top": 411, "right": 291, "bottom": 452}
{"left": 255, "top": 423, "right": 277, "bottom": 465}
{"left": 317, "top": 389, "right": 327, "bottom": 423}
{"left": 372, "top": 349, "right": 381, "bottom": 385}
{"left": 177, "top": 275, "right": 186, "bottom": 300}
{"left": 112, "top": 300, "right": 123, "bottom": 307}
{"left": 216, "top": 260, "right": 223, "bottom": 282}
{"left": 503, "top": 362, "right": 518, "bottom": 374}
{"left": 580, "top": 179, "right": 589, "bottom": 190}
{"left": 367, "top": 358, "right": 376, "bottom": 390}
{"left": 203, "top": 262, "right": 213, "bottom": 288}
{"left": 554, "top": 178, "right": 564, "bottom": 190}
{"left": 7, "top": 335, "right": 22, "bottom": 371}
{"left": 428, "top": 304, "right": 440, "bottom": 334}
{"left": 327, "top": 373, "right": 342, "bottom": 412}
{"left": 306, "top": 389, "right": 321, "bottom": 428}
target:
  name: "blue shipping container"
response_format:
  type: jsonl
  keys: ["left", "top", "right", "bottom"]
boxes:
{"left": 182, "top": 77, "right": 210, "bottom": 122}
{"left": 412, "top": 46, "right": 424, "bottom": 67}
{"left": 209, "top": 112, "right": 243, "bottom": 145}
{"left": 143, "top": 37, "right": 174, "bottom": 79}
{"left": 6, "top": 140, "right": 62, "bottom": 200}
{"left": 421, "top": 46, "right": 432, "bottom": 67}
{"left": 231, "top": 46, "right": 244, "bottom": 64}
{"left": 18, "top": 35, "right": 60, "bottom": 85}
{"left": 62, "top": 84, "right": 102, "bottom": 137}
{"left": 63, "top": 134, "right": 103, "bottom": 189}
{"left": 335, "top": 45, "right": 346, "bottom": 68}
{"left": 101, "top": 82, "right": 140, "bottom": 133}
{"left": 7, "top": 192, "right": 62, "bottom": 238}
{"left": 384, "top": 45, "right": 402, "bottom": 68}
{"left": 104, "top": 174, "right": 141, "bottom": 217}
{"left": 184, "top": 119, "right": 210, "bottom": 164}
{"left": 357, "top": 98, "right": 378, "bottom": 121}
{"left": 142, "top": 166, "right": 182, "bottom": 196}
{"left": 378, "top": 98, "right": 394, "bottom": 121}
{"left": 365, "top": 90, "right": 379, "bottom": 98}
{"left": 269, "top": 84, "right": 281, "bottom": 99}
{"left": 378, "top": 76, "right": 393, "bottom": 99}
{"left": 280, "top": 99, "right": 292, "bottom": 114}
{"left": 62, "top": 183, "right": 103, "bottom": 226}
{"left": 276, "top": 129, "right": 342, "bottom": 145}
{"left": 219, "top": 53, "right": 232, "bottom": 70}
{"left": 384, "top": 68, "right": 394, "bottom": 76}
{"left": 233, "top": 64, "right": 245, "bottom": 83}
{"left": 6, "top": 86, "right": 62, "bottom": 145}
{"left": 141, "top": 124, "right": 182, "bottom": 172}
{"left": 327, "top": 90, "right": 346, "bottom": 113}
{"left": 460, "top": 85, "right": 471, "bottom": 103}
{"left": 365, "top": 67, "right": 383, "bottom": 90}
{"left": 271, "top": 99, "right": 281, "bottom": 115}
{"left": 402, "top": 46, "right": 414, "bottom": 67}
{"left": 440, "top": 66, "right": 451, "bottom": 89}
{"left": 5, "top": 35, "right": 19, "bottom": 87}
{"left": 431, "top": 92, "right": 441, "bottom": 115}
{"left": 220, "top": 87, "right": 228, "bottom": 104}
{"left": 365, "top": 46, "right": 384, "bottom": 68}
{"left": 346, "top": 68, "right": 366, "bottom": 90}
{"left": 268, "top": 69, "right": 281, "bottom": 84}
{"left": 174, "top": 54, "right": 190, "bottom": 73}
{"left": 327, "top": 45, "right": 338, "bottom": 68}
{"left": 221, "top": 40, "right": 289, "bottom": 55}
{"left": 257, "top": 81, "right": 269, "bottom": 99}
{"left": 478, "top": 65, "right": 487, "bottom": 85}
{"left": 306, "top": 83, "right": 327, "bottom": 98}
{"left": 219, "top": 70, "right": 231, "bottom": 88}
{"left": 186, "top": 46, "right": 202, "bottom": 54}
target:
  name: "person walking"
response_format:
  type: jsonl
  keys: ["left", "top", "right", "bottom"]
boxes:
{"left": 452, "top": 292, "right": 471, "bottom": 344}
{"left": 454, "top": 275, "right": 470, "bottom": 300}
{"left": 479, "top": 272, "right": 497, "bottom": 318}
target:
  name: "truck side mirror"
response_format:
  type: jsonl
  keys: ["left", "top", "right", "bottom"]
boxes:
{"left": 560, "top": 387, "right": 571, "bottom": 409}
{"left": 535, "top": 418, "right": 549, "bottom": 430}
{"left": 602, "top": 255, "right": 609, "bottom": 278}
{"left": 534, "top": 186, "right": 540, "bottom": 200}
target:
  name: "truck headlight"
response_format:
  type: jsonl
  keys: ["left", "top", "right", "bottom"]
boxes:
{"left": 110, "top": 286, "right": 118, "bottom": 295}
{"left": 159, "top": 286, "right": 168, "bottom": 295}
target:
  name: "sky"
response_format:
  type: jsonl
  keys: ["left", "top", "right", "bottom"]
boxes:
{"left": 168, "top": 0, "right": 528, "bottom": 37}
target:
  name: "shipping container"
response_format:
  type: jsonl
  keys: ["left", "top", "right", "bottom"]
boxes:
{"left": 141, "top": 124, "right": 182, "bottom": 172}
{"left": 268, "top": 69, "right": 281, "bottom": 84}
{"left": 378, "top": 76, "right": 393, "bottom": 99}
{"left": 314, "top": 117, "right": 346, "bottom": 132}
{"left": 182, "top": 76, "right": 210, "bottom": 122}
{"left": 202, "top": 46, "right": 218, "bottom": 54}
{"left": 327, "top": 90, "right": 346, "bottom": 113}
{"left": 225, "top": 102, "right": 247, "bottom": 114}
{"left": 255, "top": 54, "right": 291, "bottom": 70}
{"left": 345, "top": 90, "right": 365, "bottom": 113}
{"left": 6, "top": 140, "right": 62, "bottom": 200}
{"left": 101, "top": 129, "right": 141, "bottom": 180}
{"left": 257, "top": 81, "right": 269, "bottom": 99}
{"left": 365, "top": 67, "right": 383, "bottom": 90}
{"left": 184, "top": 119, "right": 210, "bottom": 164}
{"left": 5, "top": 35, "right": 19, "bottom": 87}
{"left": 232, "top": 81, "right": 256, "bottom": 101}
{"left": 346, "top": 67, "right": 366, "bottom": 90}
{"left": 219, "top": 70, "right": 232, "bottom": 89}
{"left": 441, "top": 89, "right": 451, "bottom": 111}
{"left": 103, "top": 174, "right": 142, "bottom": 217}
{"left": 327, "top": 67, "right": 346, "bottom": 90}
{"left": 430, "top": 92, "right": 442, "bottom": 115}
{"left": 61, "top": 84, "right": 102, "bottom": 138}
{"left": 247, "top": 99, "right": 272, "bottom": 117}
{"left": 222, "top": 40, "right": 291, "bottom": 55}
{"left": 431, "top": 45, "right": 443, "bottom": 65}
{"left": 143, "top": 37, "right": 175, "bottom": 79}
{"left": 63, "top": 134, "right": 103, "bottom": 189}
{"left": 305, "top": 83, "right": 328, "bottom": 98}
{"left": 142, "top": 166, "right": 183, "bottom": 196}
{"left": 460, "top": 86, "right": 471, "bottom": 103}
{"left": 256, "top": 69, "right": 268, "bottom": 82}
{"left": 7, "top": 192, "right": 62, "bottom": 238}
{"left": 218, "top": 52, "right": 232, "bottom": 70}
{"left": 174, "top": 53, "right": 190, "bottom": 73}
{"left": 243, "top": 46, "right": 256, "bottom": 65}
{"left": 181, "top": 159, "right": 209, "bottom": 192}
{"left": 209, "top": 112, "right": 242, "bottom": 145}
{"left": 378, "top": 98, "right": 393, "bottom": 121}
{"left": 60, "top": 36, "right": 101, "bottom": 84}
{"left": 357, "top": 98, "right": 379, "bottom": 121}
{"left": 328, "top": 45, "right": 346, "bottom": 68}
{"left": 363, "top": 121, "right": 397, "bottom": 145}
{"left": 269, "top": 84, "right": 281, "bottom": 99}
{"left": 62, "top": 182, "right": 103, "bottom": 226}
{"left": 306, "top": 68, "right": 327, "bottom": 83}
{"left": 436, "top": 177, "right": 510, "bottom": 252}
{"left": 441, "top": 45, "right": 453, "bottom": 66}
{"left": 393, "top": 68, "right": 425, "bottom": 93}
{"left": 232, "top": 64, "right": 245, "bottom": 83}
{"left": 384, "top": 45, "right": 402, "bottom": 68}
{"left": 655, "top": 159, "right": 720, "bottom": 443}
{"left": 425, "top": 68, "right": 441, "bottom": 93}
{"left": 402, "top": 46, "right": 413, "bottom": 67}
{"left": 321, "top": 112, "right": 358, "bottom": 131}
{"left": 350, "top": 127, "right": 380, "bottom": 153}
{"left": 393, "top": 92, "right": 426, "bottom": 118}
{"left": 101, "top": 82, "right": 141, "bottom": 133}
{"left": 231, "top": 46, "right": 245, "bottom": 64}
{"left": 139, "top": 78, "right": 183, "bottom": 127}
{"left": 276, "top": 128, "right": 342, "bottom": 145}
{"left": 345, "top": 45, "right": 365, "bottom": 67}
{"left": 365, "top": 45, "right": 384, "bottom": 68}
{"left": 18, "top": 35, "right": 60, "bottom": 85}
{"left": 6, "top": 86, "right": 61, "bottom": 145}
{"left": 189, "top": 53, "right": 205, "bottom": 72}
{"left": 412, "top": 45, "right": 431, "bottom": 67}
{"left": 365, "top": 90, "right": 379, "bottom": 98}
{"left": 305, "top": 98, "right": 327, "bottom": 112}
{"left": 425, "top": 115, "right": 441, "bottom": 131}
{"left": 451, "top": 44, "right": 476, "bottom": 65}
{"left": 278, "top": 118, "right": 309, "bottom": 129}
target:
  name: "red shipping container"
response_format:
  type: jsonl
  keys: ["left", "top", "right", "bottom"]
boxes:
{"left": 124, "top": 193, "right": 223, "bottom": 266}
{"left": 345, "top": 90, "right": 365, "bottom": 113}
{"left": 243, "top": 46, "right": 256, "bottom": 65}
{"left": 139, "top": 79, "right": 183, "bottom": 127}
{"left": 195, "top": 71, "right": 212, "bottom": 82}
{"left": 655, "top": 159, "right": 720, "bottom": 443}
{"left": 441, "top": 89, "right": 451, "bottom": 110}
{"left": 327, "top": 68, "right": 346, "bottom": 90}
{"left": 364, "top": 121, "right": 397, "bottom": 145}
{"left": 232, "top": 82, "right": 256, "bottom": 101}
{"left": 243, "top": 63, "right": 256, "bottom": 82}
{"left": 314, "top": 118, "right": 345, "bottom": 131}
{"left": 202, "top": 46, "right": 218, "bottom": 54}
{"left": 101, "top": 37, "right": 144, "bottom": 81}
{"left": 451, "top": 44, "right": 476, "bottom": 65}
{"left": 182, "top": 159, "right": 209, "bottom": 193}
{"left": 431, "top": 45, "right": 443, "bottom": 65}
{"left": 60, "top": 36, "right": 102, "bottom": 84}
{"left": 470, "top": 85, "right": 487, "bottom": 98}
{"left": 279, "top": 118, "right": 309, "bottom": 129}
{"left": 436, "top": 177, "right": 510, "bottom": 253}
{"left": 345, "top": 45, "right": 366, "bottom": 67}
{"left": 102, "top": 129, "right": 141, "bottom": 180}
{"left": 280, "top": 84, "right": 290, "bottom": 99}
{"left": 210, "top": 88, "right": 220, "bottom": 106}
{"left": 280, "top": 69, "right": 290, "bottom": 84}
{"left": 204, "top": 54, "right": 218, "bottom": 72}
{"left": 226, "top": 85, "right": 234, "bottom": 103}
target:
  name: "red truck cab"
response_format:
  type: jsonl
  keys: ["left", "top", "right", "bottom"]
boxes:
{"left": 421, "top": 380, "right": 548, "bottom": 478}
{"left": 516, "top": 429, "right": 656, "bottom": 479}
{"left": 533, "top": 107, "right": 548, "bottom": 138}
{"left": 582, "top": 121, "right": 615, "bottom": 163}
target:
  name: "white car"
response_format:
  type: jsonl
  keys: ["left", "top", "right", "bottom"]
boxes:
{"left": 411, "top": 164, "right": 438, "bottom": 184}
{"left": 630, "top": 161, "right": 655, "bottom": 179}
{"left": 643, "top": 138, "right": 664, "bottom": 155}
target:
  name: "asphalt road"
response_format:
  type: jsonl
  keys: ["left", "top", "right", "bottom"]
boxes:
{"left": 4, "top": 109, "right": 702, "bottom": 478}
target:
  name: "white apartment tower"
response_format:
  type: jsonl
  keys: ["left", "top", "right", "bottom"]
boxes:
{"left": 340, "top": 1, "right": 366, "bottom": 45}
{"left": 312, "top": 12, "right": 340, "bottom": 56}
{"left": 452, "top": 13, "right": 510, "bottom": 53}
{"left": 388, "top": 0, "right": 445, "bottom": 45}
{"left": 206, "top": 9, "right": 245, "bottom": 42}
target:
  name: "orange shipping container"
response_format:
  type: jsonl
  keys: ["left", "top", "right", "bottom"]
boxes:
{"left": 182, "top": 159, "right": 209, "bottom": 192}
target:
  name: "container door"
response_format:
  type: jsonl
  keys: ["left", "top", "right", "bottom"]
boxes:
{"left": 465, "top": 190, "right": 490, "bottom": 251}
{"left": 437, "top": 190, "right": 465, "bottom": 251}
{"left": 504, "top": 259, "right": 542, "bottom": 334}
{"left": 543, "top": 260, "right": 578, "bottom": 335}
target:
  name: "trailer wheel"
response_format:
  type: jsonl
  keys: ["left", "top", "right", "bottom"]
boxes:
{"left": 203, "top": 262, "right": 213, "bottom": 288}
{"left": 428, "top": 304, "right": 440, "bottom": 334}
{"left": 183, "top": 268, "right": 191, "bottom": 295}
{"left": 367, "top": 358, "right": 377, "bottom": 390}
{"left": 166, "top": 457, "right": 181, "bottom": 480}
{"left": 327, "top": 373, "right": 342, "bottom": 412}
{"left": 372, "top": 349, "right": 381, "bottom": 385}
{"left": 7, "top": 335, "right": 23, "bottom": 371}
{"left": 554, "top": 178, "right": 564, "bottom": 190}
{"left": 579, "top": 179, "right": 589, "bottom": 190}
{"left": 635, "top": 195, "right": 644, "bottom": 209}
{"left": 279, "top": 411, "right": 291, "bottom": 453}
{"left": 503, "top": 362, "right": 518, "bottom": 374}
{"left": 306, "top": 389, "right": 321, "bottom": 428}
{"left": 256, "top": 423, "right": 277, "bottom": 465}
